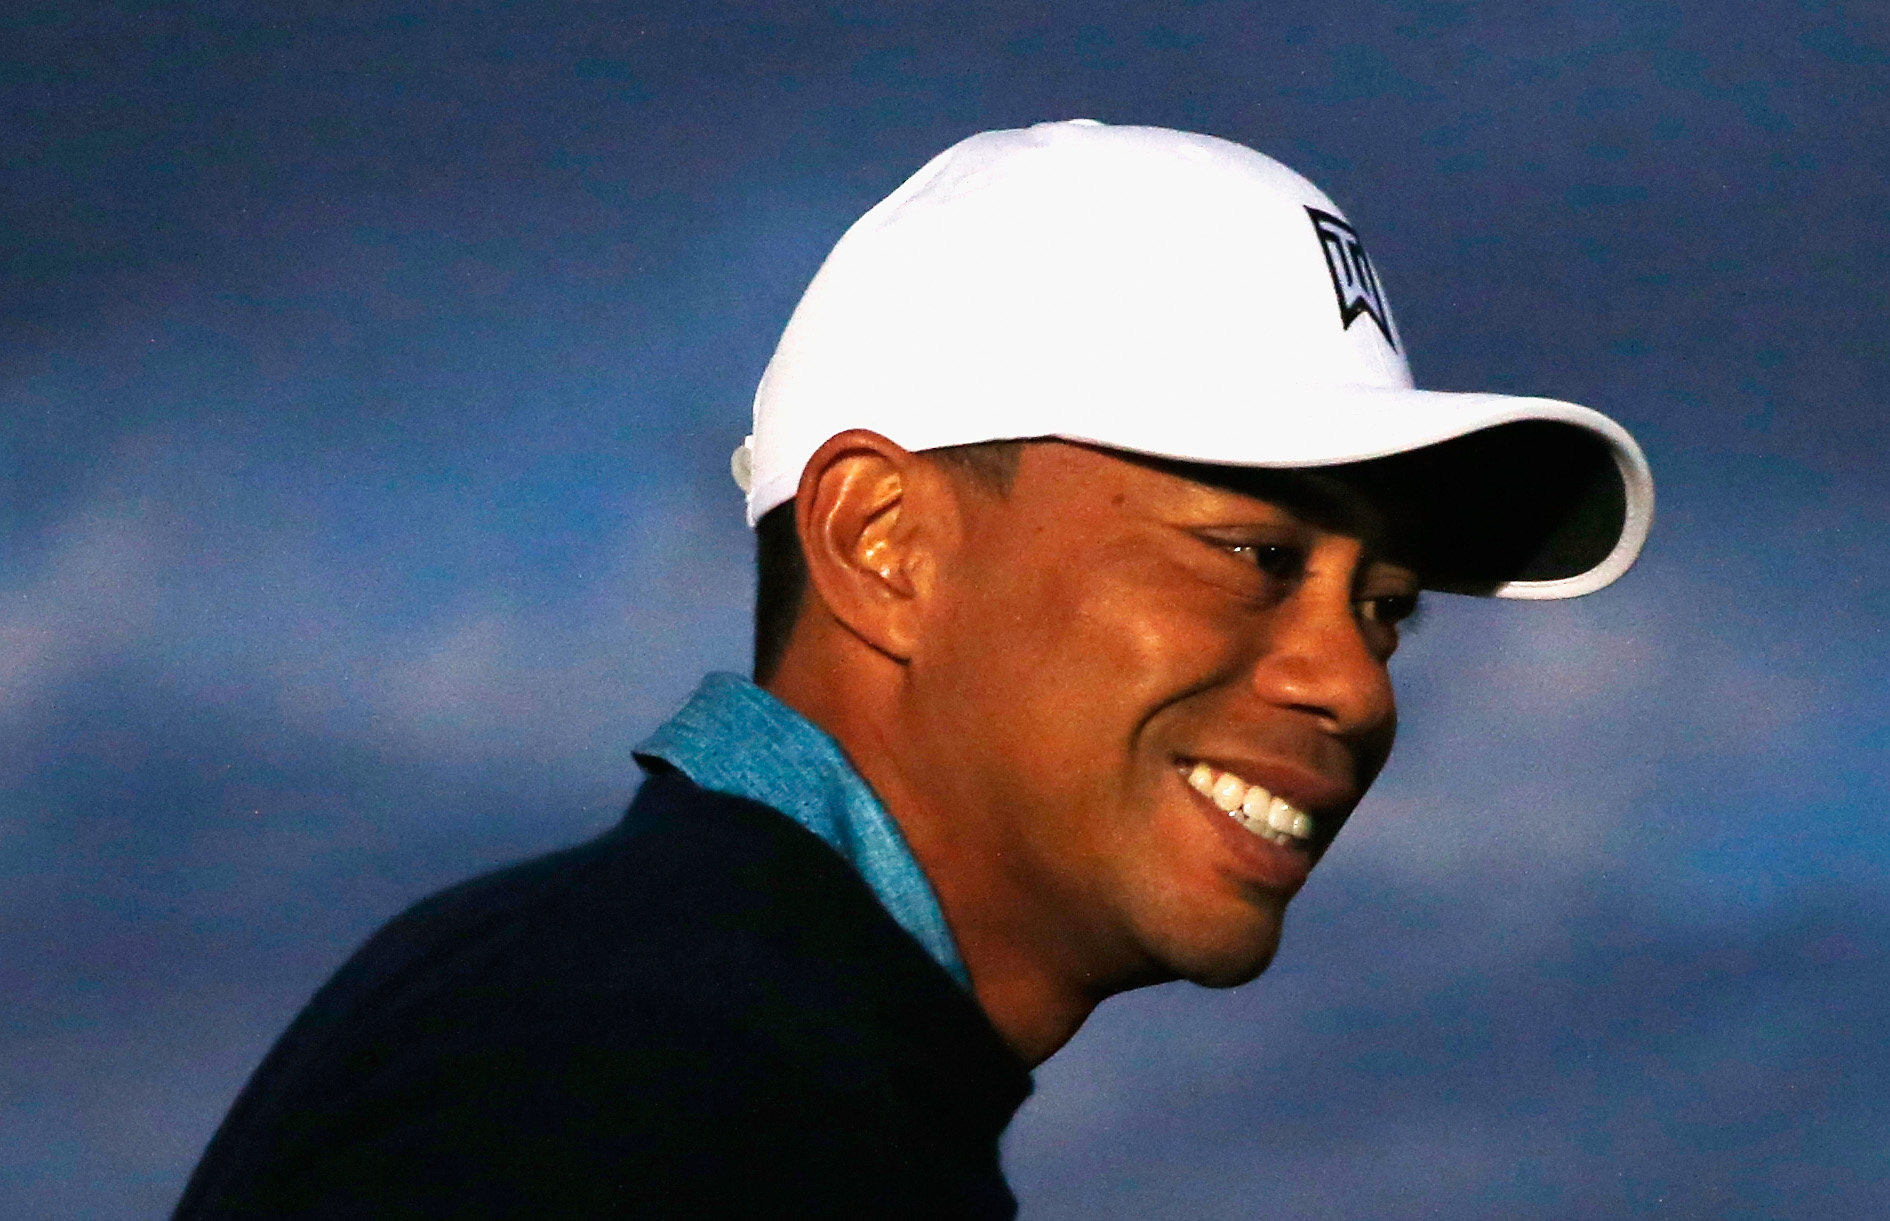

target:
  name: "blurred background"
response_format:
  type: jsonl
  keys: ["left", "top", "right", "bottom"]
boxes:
{"left": 3, "top": 2, "right": 1885, "bottom": 1216}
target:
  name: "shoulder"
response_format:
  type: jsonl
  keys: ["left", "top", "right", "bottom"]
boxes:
{"left": 341, "top": 770, "right": 955, "bottom": 1022}
{"left": 239, "top": 770, "right": 981, "bottom": 1094}
{"left": 176, "top": 770, "right": 1028, "bottom": 1220}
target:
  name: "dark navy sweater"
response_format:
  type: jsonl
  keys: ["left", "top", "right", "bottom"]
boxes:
{"left": 173, "top": 770, "right": 1032, "bottom": 1219}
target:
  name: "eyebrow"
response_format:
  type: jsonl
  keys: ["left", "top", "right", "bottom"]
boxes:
{"left": 1131, "top": 455, "right": 1403, "bottom": 559}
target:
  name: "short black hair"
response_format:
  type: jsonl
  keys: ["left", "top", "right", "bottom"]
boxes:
{"left": 751, "top": 441, "right": 1025, "bottom": 684}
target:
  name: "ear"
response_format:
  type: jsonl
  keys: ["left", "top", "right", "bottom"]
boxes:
{"left": 793, "top": 429, "right": 957, "bottom": 663}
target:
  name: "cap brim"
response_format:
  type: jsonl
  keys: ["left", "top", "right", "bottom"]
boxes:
{"left": 1048, "top": 388, "right": 1654, "bottom": 600}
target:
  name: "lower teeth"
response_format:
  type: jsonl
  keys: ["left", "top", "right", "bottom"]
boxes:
{"left": 1231, "top": 810, "right": 1293, "bottom": 845}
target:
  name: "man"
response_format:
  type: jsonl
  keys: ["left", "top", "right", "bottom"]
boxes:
{"left": 174, "top": 120, "right": 1652, "bottom": 1218}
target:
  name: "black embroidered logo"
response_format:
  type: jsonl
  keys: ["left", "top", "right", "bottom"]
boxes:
{"left": 1306, "top": 208, "right": 1396, "bottom": 349}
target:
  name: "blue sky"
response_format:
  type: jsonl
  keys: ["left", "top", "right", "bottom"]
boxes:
{"left": 3, "top": 2, "right": 1887, "bottom": 1216}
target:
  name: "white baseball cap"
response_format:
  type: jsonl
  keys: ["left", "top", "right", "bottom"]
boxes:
{"left": 735, "top": 119, "right": 1653, "bottom": 599}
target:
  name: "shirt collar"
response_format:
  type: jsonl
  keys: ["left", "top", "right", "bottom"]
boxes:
{"left": 634, "top": 672, "right": 969, "bottom": 990}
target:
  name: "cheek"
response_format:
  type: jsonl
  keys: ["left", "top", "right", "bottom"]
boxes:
{"left": 1063, "top": 577, "right": 1254, "bottom": 723}
{"left": 1003, "top": 578, "right": 1246, "bottom": 783}
{"left": 920, "top": 540, "right": 1251, "bottom": 821}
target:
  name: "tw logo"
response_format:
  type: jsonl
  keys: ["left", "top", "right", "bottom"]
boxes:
{"left": 1306, "top": 208, "right": 1397, "bottom": 350}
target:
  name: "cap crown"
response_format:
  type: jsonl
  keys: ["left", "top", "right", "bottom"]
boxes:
{"left": 746, "top": 120, "right": 1410, "bottom": 522}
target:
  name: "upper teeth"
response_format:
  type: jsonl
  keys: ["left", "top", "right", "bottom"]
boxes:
{"left": 1185, "top": 762, "right": 1315, "bottom": 844}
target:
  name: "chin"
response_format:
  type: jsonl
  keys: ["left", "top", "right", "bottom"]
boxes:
{"left": 1150, "top": 908, "right": 1287, "bottom": 990}
{"left": 1179, "top": 946, "right": 1278, "bottom": 990}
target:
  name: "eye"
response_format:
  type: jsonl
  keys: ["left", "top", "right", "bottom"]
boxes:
{"left": 1359, "top": 591, "right": 1421, "bottom": 627}
{"left": 1226, "top": 543, "right": 1303, "bottom": 582}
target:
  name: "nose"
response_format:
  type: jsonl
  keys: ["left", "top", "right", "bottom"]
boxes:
{"left": 1246, "top": 554, "right": 1398, "bottom": 743}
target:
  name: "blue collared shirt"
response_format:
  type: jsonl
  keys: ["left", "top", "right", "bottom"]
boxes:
{"left": 633, "top": 672, "right": 970, "bottom": 990}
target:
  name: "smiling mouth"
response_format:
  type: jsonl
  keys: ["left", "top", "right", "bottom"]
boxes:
{"left": 1180, "top": 761, "right": 1316, "bottom": 847}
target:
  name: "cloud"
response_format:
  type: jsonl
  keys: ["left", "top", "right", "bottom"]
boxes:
{"left": 1332, "top": 552, "right": 1863, "bottom": 904}
{"left": 0, "top": 453, "right": 173, "bottom": 722}
{"left": 1009, "top": 879, "right": 1890, "bottom": 1219}
{"left": 0, "top": 410, "right": 752, "bottom": 767}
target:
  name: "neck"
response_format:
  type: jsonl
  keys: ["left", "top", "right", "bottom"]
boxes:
{"left": 766, "top": 623, "right": 1148, "bottom": 1067}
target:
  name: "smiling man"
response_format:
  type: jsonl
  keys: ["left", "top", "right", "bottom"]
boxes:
{"left": 175, "top": 121, "right": 1652, "bottom": 1219}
